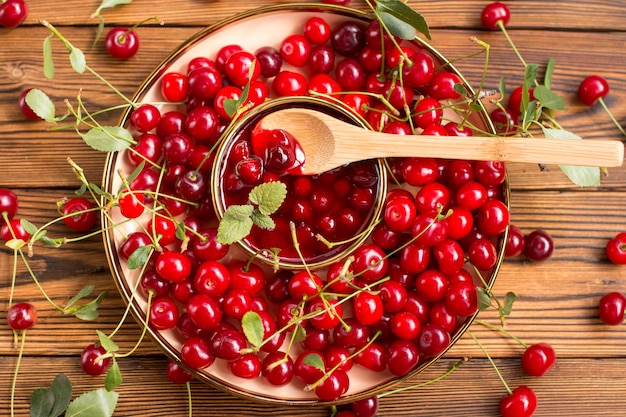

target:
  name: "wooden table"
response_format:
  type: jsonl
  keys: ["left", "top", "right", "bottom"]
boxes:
{"left": 1, "top": 1, "right": 625, "bottom": 415}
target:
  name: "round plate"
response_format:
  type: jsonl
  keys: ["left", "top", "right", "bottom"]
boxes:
{"left": 102, "top": 3, "right": 507, "bottom": 406}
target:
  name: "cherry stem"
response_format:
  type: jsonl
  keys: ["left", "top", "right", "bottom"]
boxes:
{"left": 497, "top": 20, "right": 527, "bottom": 68}
{"left": 185, "top": 381, "right": 193, "bottom": 417}
{"left": 598, "top": 97, "right": 626, "bottom": 137}
{"left": 474, "top": 319, "right": 528, "bottom": 348}
{"left": 377, "top": 358, "right": 465, "bottom": 398}
{"left": 467, "top": 330, "right": 512, "bottom": 395}
{"left": 10, "top": 330, "right": 27, "bottom": 417}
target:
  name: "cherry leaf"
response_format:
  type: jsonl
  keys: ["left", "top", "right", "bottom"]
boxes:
{"left": 26, "top": 88, "right": 57, "bottom": 123}
{"left": 65, "top": 285, "right": 94, "bottom": 309}
{"left": 502, "top": 292, "right": 517, "bottom": 316}
{"left": 80, "top": 126, "right": 134, "bottom": 152}
{"left": 533, "top": 85, "right": 564, "bottom": 111}
{"left": 97, "top": 330, "right": 119, "bottom": 353}
{"left": 249, "top": 181, "right": 287, "bottom": 215}
{"left": 379, "top": 12, "right": 416, "bottom": 40}
{"left": 541, "top": 127, "right": 601, "bottom": 186}
{"left": 49, "top": 374, "right": 73, "bottom": 417}
{"left": 5, "top": 238, "right": 26, "bottom": 250}
{"left": 70, "top": 47, "right": 87, "bottom": 74}
{"left": 127, "top": 244, "right": 154, "bottom": 269}
{"left": 375, "top": 0, "right": 431, "bottom": 40}
{"left": 217, "top": 205, "right": 254, "bottom": 244}
{"left": 241, "top": 311, "right": 264, "bottom": 347}
{"left": 43, "top": 34, "right": 55, "bottom": 79}
{"left": 544, "top": 57, "right": 556, "bottom": 89}
{"left": 30, "top": 388, "right": 55, "bottom": 417}
{"left": 104, "top": 360, "right": 122, "bottom": 391}
{"left": 223, "top": 99, "right": 239, "bottom": 119}
{"left": 72, "top": 291, "right": 106, "bottom": 321}
{"left": 302, "top": 352, "right": 325, "bottom": 372}
{"left": 92, "top": 0, "right": 133, "bottom": 17}
{"left": 476, "top": 287, "right": 492, "bottom": 311}
{"left": 64, "top": 388, "right": 118, "bottom": 417}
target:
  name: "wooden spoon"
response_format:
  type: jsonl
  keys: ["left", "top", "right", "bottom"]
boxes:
{"left": 257, "top": 108, "right": 624, "bottom": 175}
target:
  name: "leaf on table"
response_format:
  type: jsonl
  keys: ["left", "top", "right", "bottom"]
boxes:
{"left": 105, "top": 360, "right": 122, "bottom": 391}
{"left": 30, "top": 388, "right": 55, "bottom": 417}
{"left": 43, "top": 35, "right": 55, "bottom": 79}
{"left": 64, "top": 388, "right": 118, "bottom": 417}
{"left": 92, "top": 0, "right": 133, "bottom": 17}
{"left": 97, "top": 329, "right": 119, "bottom": 354}
{"left": 534, "top": 85, "right": 564, "bottom": 111}
{"left": 26, "top": 88, "right": 57, "bottom": 123}
{"left": 80, "top": 126, "right": 134, "bottom": 152}
{"left": 69, "top": 47, "right": 86, "bottom": 74}
{"left": 49, "top": 374, "right": 73, "bottom": 417}
{"left": 542, "top": 127, "right": 601, "bottom": 186}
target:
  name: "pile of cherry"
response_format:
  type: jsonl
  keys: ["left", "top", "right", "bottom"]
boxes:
{"left": 110, "top": 14, "right": 515, "bottom": 402}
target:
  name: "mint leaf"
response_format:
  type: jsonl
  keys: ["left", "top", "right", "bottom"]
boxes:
{"left": 25, "top": 88, "right": 57, "bottom": 123}
{"left": 217, "top": 205, "right": 254, "bottom": 244}
{"left": 249, "top": 181, "right": 287, "bottom": 215}
{"left": 80, "top": 126, "right": 134, "bottom": 152}
{"left": 241, "top": 311, "right": 264, "bottom": 348}
{"left": 64, "top": 388, "right": 118, "bottom": 417}
{"left": 250, "top": 210, "right": 276, "bottom": 230}
{"left": 376, "top": 0, "right": 431, "bottom": 40}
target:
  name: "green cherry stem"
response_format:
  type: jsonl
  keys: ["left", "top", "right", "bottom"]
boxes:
{"left": 474, "top": 319, "right": 528, "bottom": 348}
{"left": 598, "top": 97, "right": 626, "bottom": 137}
{"left": 10, "top": 330, "right": 27, "bottom": 417}
{"left": 377, "top": 358, "right": 465, "bottom": 398}
{"left": 467, "top": 330, "right": 512, "bottom": 395}
{"left": 497, "top": 20, "right": 527, "bottom": 69}
{"left": 185, "top": 381, "right": 193, "bottom": 417}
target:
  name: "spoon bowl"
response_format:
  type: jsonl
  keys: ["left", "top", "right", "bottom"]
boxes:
{"left": 258, "top": 108, "right": 624, "bottom": 175}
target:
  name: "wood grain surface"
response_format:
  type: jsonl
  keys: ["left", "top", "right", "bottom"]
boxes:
{"left": 1, "top": 1, "right": 626, "bottom": 416}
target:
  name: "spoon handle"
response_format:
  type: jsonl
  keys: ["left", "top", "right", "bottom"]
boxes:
{"left": 336, "top": 129, "right": 625, "bottom": 167}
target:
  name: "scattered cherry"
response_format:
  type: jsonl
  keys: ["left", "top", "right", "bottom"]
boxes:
{"left": 521, "top": 342, "right": 556, "bottom": 377}
{"left": 0, "top": 0, "right": 28, "bottom": 28}
{"left": 606, "top": 232, "right": 626, "bottom": 265}
{"left": 105, "top": 27, "right": 140, "bottom": 60}
{"left": 7, "top": 302, "right": 37, "bottom": 330}
{"left": 80, "top": 344, "right": 111, "bottom": 376}
{"left": 481, "top": 2, "right": 511, "bottom": 31}
{"left": 523, "top": 230, "right": 554, "bottom": 262}
{"left": 499, "top": 386, "right": 537, "bottom": 417}
{"left": 598, "top": 291, "right": 626, "bottom": 325}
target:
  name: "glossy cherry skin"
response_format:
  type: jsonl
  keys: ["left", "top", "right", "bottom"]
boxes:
{"left": 598, "top": 292, "right": 626, "bottom": 325}
{"left": 0, "top": 0, "right": 28, "bottom": 28}
{"left": 166, "top": 361, "right": 194, "bottom": 384}
{"left": 524, "top": 230, "right": 554, "bottom": 262}
{"left": 61, "top": 197, "right": 98, "bottom": 232}
{"left": 80, "top": 344, "right": 111, "bottom": 376}
{"left": 521, "top": 342, "right": 557, "bottom": 377}
{"left": 505, "top": 224, "right": 526, "bottom": 257}
{"left": 7, "top": 302, "right": 37, "bottom": 330}
{"left": 0, "top": 188, "right": 19, "bottom": 219}
{"left": 578, "top": 75, "right": 610, "bottom": 105}
{"left": 105, "top": 27, "right": 140, "bottom": 60}
{"left": 499, "top": 386, "right": 538, "bottom": 417}
{"left": 606, "top": 232, "right": 626, "bottom": 265}
{"left": 481, "top": 2, "right": 511, "bottom": 30}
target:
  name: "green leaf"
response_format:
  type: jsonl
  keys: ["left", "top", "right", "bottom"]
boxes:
{"left": 217, "top": 205, "right": 254, "bottom": 245}
{"left": 40, "top": 235, "right": 63, "bottom": 248}
{"left": 126, "top": 244, "right": 154, "bottom": 269}
{"left": 376, "top": 0, "right": 431, "bottom": 40}
{"left": 541, "top": 127, "right": 582, "bottom": 141}
{"left": 66, "top": 285, "right": 94, "bottom": 309}
{"left": 241, "top": 311, "right": 264, "bottom": 347}
{"left": 97, "top": 330, "right": 119, "bottom": 354}
{"left": 533, "top": 85, "right": 564, "bottom": 110}
{"left": 48, "top": 374, "right": 73, "bottom": 417}
{"left": 43, "top": 35, "right": 55, "bottom": 79}
{"left": 250, "top": 211, "right": 276, "bottom": 230}
{"left": 524, "top": 63, "right": 538, "bottom": 88}
{"left": 498, "top": 76, "right": 507, "bottom": 101}
{"left": 5, "top": 238, "right": 26, "bottom": 250}
{"left": 379, "top": 12, "right": 417, "bottom": 40}
{"left": 477, "top": 287, "right": 492, "bottom": 311}
{"left": 249, "top": 181, "right": 287, "bottom": 215}
{"left": 544, "top": 57, "right": 556, "bottom": 90}
{"left": 302, "top": 352, "right": 325, "bottom": 372}
{"left": 25, "top": 88, "right": 57, "bottom": 123}
{"left": 104, "top": 360, "right": 122, "bottom": 391}
{"left": 20, "top": 219, "right": 39, "bottom": 236}
{"left": 223, "top": 99, "right": 239, "bottom": 119}
{"left": 64, "top": 388, "right": 118, "bottom": 417}
{"left": 559, "top": 165, "right": 601, "bottom": 187}
{"left": 69, "top": 47, "right": 86, "bottom": 74}
{"left": 292, "top": 324, "right": 307, "bottom": 343}
{"left": 502, "top": 292, "right": 517, "bottom": 316}
{"left": 30, "top": 388, "right": 55, "bottom": 417}
{"left": 93, "top": 0, "right": 133, "bottom": 17}
{"left": 80, "top": 126, "right": 134, "bottom": 152}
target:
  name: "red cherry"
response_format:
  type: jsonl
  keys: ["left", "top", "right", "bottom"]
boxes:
{"left": 80, "top": 344, "right": 111, "bottom": 376}
{"left": 578, "top": 75, "right": 610, "bottom": 106}
{"left": 0, "top": 0, "right": 28, "bottom": 28}
{"left": 599, "top": 292, "right": 626, "bottom": 325}
{"left": 161, "top": 72, "right": 189, "bottom": 102}
{"left": 499, "top": 386, "right": 538, "bottom": 417}
{"left": 166, "top": 361, "right": 194, "bottom": 384}
{"left": 105, "top": 27, "right": 140, "bottom": 60}
{"left": 61, "top": 197, "right": 98, "bottom": 232}
{"left": 18, "top": 88, "right": 41, "bottom": 120}
{"left": 7, "top": 302, "right": 37, "bottom": 330}
{"left": 481, "top": 2, "right": 511, "bottom": 30}
{"left": 0, "top": 187, "right": 19, "bottom": 219}
{"left": 521, "top": 342, "right": 557, "bottom": 377}
{"left": 606, "top": 232, "right": 626, "bottom": 264}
